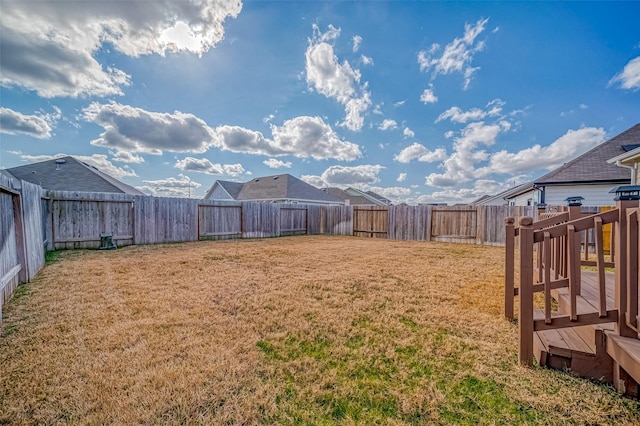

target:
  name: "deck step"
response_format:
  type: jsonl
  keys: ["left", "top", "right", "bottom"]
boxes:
{"left": 534, "top": 326, "right": 613, "bottom": 383}
{"left": 605, "top": 332, "right": 640, "bottom": 384}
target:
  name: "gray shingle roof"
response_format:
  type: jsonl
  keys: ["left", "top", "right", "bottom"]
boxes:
{"left": 235, "top": 174, "right": 343, "bottom": 203}
{"left": 535, "top": 123, "right": 640, "bottom": 185}
{"left": 5, "top": 156, "right": 144, "bottom": 195}
{"left": 324, "top": 187, "right": 377, "bottom": 205}
{"left": 204, "top": 180, "right": 244, "bottom": 199}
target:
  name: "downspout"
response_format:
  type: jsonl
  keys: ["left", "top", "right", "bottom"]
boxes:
{"left": 615, "top": 160, "right": 637, "bottom": 185}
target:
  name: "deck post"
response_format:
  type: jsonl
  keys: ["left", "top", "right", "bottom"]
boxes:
{"left": 566, "top": 196, "right": 583, "bottom": 294}
{"left": 613, "top": 189, "right": 639, "bottom": 338}
{"left": 518, "top": 216, "right": 535, "bottom": 365}
{"left": 505, "top": 217, "right": 515, "bottom": 320}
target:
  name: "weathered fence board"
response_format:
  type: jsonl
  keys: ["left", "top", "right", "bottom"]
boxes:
{"left": 135, "top": 196, "right": 198, "bottom": 244}
{"left": 242, "top": 202, "right": 280, "bottom": 238}
{"left": 280, "top": 206, "right": 308, "bottom": 236}
{"left": 198, "top": 201, "right": 242, "bottom": 240}
{"left": 51, "top": 191, "right": 134, "bottom": 249}
{"left": 321, "top": 205, "right": 352, "bottom": 235}
{"left": 353, "top": 206, "right": 388, "bottom": 238}
{"left": 388, "top": 204, "right": 432, "bottom": 241}
{"left": 0, "top": 185, "right": 20, "bottom": 313}
{"left": 19, "top": 181, "right": 46, "bottom": 280}
{"left": 431, "top": 206, "right": 477, "bottom": 243}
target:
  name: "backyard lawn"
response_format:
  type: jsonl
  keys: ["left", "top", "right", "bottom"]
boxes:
{"left": 1, "top": 235, "right": 638, "bottom": 424}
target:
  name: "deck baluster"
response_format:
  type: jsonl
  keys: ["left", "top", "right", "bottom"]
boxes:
{"left": 518, "top": 216, "right": 534, "bottom": 366}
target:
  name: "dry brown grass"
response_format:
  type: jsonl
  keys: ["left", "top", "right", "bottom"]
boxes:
{"left": 1, "top": 236, "right": 638, "bottom": 424}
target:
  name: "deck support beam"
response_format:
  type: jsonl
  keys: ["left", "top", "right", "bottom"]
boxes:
{"left": 519, "top": 216, "right": 535, "bottom": 366}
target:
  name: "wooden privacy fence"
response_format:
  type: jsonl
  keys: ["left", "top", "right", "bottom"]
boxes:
{"left": 1, "top": 176, "right": 46, "bottom": 323}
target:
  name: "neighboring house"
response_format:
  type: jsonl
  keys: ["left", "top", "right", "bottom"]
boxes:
{"left": 4, "top": 156, "right": 145, "bottom": 195}
{"left": 474, "top": 182, "right": 536, "bottom": 206}
{"left": 323, "top": 187, "right": 390, "bottom": 206}
{"left": 607, "top": 145, "right": 640, "bottom": 185}
{"left": 533, "top": 123, "right": 640, "bottom": 206}
{"left": 364, "top": 190, "right": 392, "bottom": 205}
{"left": 204, "top": 174, "right": 345, "bottom": 205}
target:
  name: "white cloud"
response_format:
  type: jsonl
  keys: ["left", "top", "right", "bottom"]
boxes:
{"left": 0, "top": 1, "right": 241, "bottom": 98}
{"left": 420, "top": 88, "right": 438, "bottom": 104}
{"left": 609, "top": 56, "right": 640, "bottom": 91}
{"left": 83, "top": 103, "right": 359, "bottom": 161}
{"left": 361, "top": 55, "right": 374, "bottom": 66}
{"left": 418, "top": 18, "right": 489, "bottom": 89}
{"left": 305, "top": 24, "right": 372, "bottom": 131}
{"left": 18, "top": 153, "right": 137, "bottom": 179}
{"left": 403, "top": 127, "right": 415, "bottom": 139}
{"left": 485, "top": 126, "right": 606, "bottom": 174}
{"left": 394, "top": 143, "right": 447, "bottom": 163}
{"left": 263, "top": 158, "right": 292, "bottom": 169}
{"left": 215, "top": 125, "right": 278, "bottom": 156}
{"left": 222, "top": 164, "right": 246, "bottom": 177}
{"left": 175, "top": 157, "right": 224, "bottom": 175}
{"left": 83, "top": 101, "right": 216, "bottom": 155}
{"left": 140, "top": 174, "right": 201, "bottom": 198}
{"left": 111, "top": 151, "right": 145, "bottom": 164}
{"left": 417, "top": 179, "right": 511, "bottom": 205}
{"left": 302, "top": 164, "right": 385, "bottom": 187}
{"left": 393, "top": 100, "right": 406, "bottom": 107}
{"left": 352, "top": 35, "right": 362, "bottom": 52}
{"left": 378, "top": 119, "right": 398, "bottom": 131}
{"left": 270, "top": 116, "right": 362, "bottom": 161}
{"left": 397, "top": 173, "right": 407, "bottom": 182}
{"left": 579, "top": 103, "right": 589, "bottom": 110}
{"left": 436, "top": 100, "right": 504, "bottom": 123}
{"left": 0, "top": 107, "right": 54, "bottom": 139}
{"left": 426, "top": 121, "right": 509, "bottom": 187}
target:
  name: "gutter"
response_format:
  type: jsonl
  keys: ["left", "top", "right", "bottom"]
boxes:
{"left": 614, "top": 160, "right": 637, "bottom": 185}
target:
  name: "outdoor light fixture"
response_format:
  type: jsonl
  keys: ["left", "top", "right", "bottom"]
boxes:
{"left": 565, "top": 196, "right": 584, "bottom": 207}
{"left": 610, "top": 185, "right": 640, "bottom": 201}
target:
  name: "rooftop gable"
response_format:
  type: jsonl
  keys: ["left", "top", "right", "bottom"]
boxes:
{"left": 535, "top": 123, "right": 640, "bottom": 185}
{"left": 6, "top": 156, "right": 144, "bottom": 195}
{"left": 237, "top": 174, "right": 343, "bottom": 203}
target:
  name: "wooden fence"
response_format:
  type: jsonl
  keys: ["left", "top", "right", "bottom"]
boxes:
{"left": 1, "top": 176, "right": 46, "bottom": 322}
{"left": 2, "top": 184, "right": 615, "bottom": 323}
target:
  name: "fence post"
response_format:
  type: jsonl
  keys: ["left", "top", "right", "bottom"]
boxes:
{"left": 504, "top": 217, "right": 515, "bottom": 320}
{"left": 518, "top": 216, "right": 535, "bottom": 366}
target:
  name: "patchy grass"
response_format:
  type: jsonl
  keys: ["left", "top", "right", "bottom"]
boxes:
{"left": 0, "top": 236, "right": 638, "bottom": 424}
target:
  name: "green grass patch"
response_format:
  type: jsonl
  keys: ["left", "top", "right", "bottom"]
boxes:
{"left": 256, "top": 322, "right": 545, "bottom": 424}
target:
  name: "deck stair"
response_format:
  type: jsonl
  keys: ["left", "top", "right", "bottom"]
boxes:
{"left": 505, "top": 194, "right": 640, "bottom": 397}
{"left": 531, "top": 271, "right": 616, "bottom": 382}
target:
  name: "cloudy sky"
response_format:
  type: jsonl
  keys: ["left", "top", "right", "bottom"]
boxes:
{"left": 1, "top": 1, "right": 639, "bottom": 202}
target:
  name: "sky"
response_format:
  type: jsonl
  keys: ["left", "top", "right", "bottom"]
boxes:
{"left": 1, "top": 1, "right": 639, "bottom": 203}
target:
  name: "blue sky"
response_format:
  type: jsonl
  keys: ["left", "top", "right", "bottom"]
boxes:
{"left": 1, "top": 1, "right": 639, "bottom": 203}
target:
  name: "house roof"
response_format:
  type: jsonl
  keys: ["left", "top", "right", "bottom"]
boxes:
{"left": 206, "top": 174, "right": 344, "bottom": 204}
{"left": 535, "top": 123, "right": 640, "bottom": 186}
{"left": 5, "top": 156, "right": 145, "bottom": 195}
{"left": 324, "top": 187, "right": 383, "bottom": 205}
{"left": 203, "top": 180, "right": 244, "bottom": 199}
{"left": 474, "top": 181, "right": 535, "bottom": 205}
{"left": 364, "top": 190, "right": 391, "bottom": 205}
{"left": 238, "top": 174, "right": 342, "bottom": 203}
{"left": 607, "top": 145, "right": 640, "bottom": 166}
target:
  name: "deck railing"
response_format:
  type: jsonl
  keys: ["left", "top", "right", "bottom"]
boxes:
{"left": 504, "top": 200, "right": 640, "bottom": 366}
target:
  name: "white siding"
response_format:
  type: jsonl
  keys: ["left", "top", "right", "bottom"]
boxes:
{"left": 509, "top": 189, "right": 538, "bottom": 206}
{"left": 207, "top": 183, "right": 233, "bottom": 200}
{"left": 543, "top": 184, "right": 618, "bottom": 207}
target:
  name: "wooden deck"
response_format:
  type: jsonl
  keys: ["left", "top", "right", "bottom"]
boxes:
{"left": 533, "top": 270, "right": 639, "bottom": 392}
